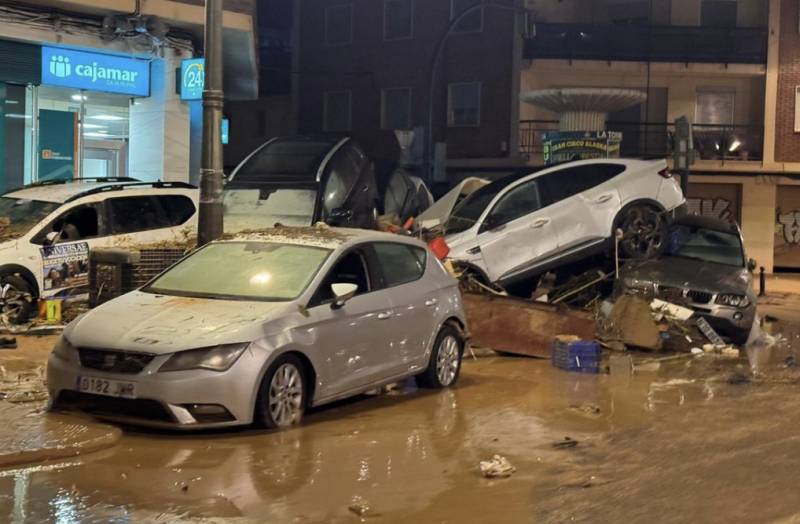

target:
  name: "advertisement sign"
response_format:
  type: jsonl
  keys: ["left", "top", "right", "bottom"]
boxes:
{"left": 42, "top": 46, "right": 150, "bottom": 97}
{"left": 41, "top": 242, "right": 90, "bottom": 291}
{"left": 222, "top": 118, "right": 229, "bottom": 145}
{"left": 180, "top": 58, "right": 205, "bottom": 100}
{"left": 543, "top": 131, "right": 622, "bottom": 166}
{"left": 38, "top": 110, "right": 76, "bottom": 182}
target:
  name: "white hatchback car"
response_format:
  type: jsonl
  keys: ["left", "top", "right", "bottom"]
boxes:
{"left": 0, "top": 178, "right": 198, "bottom": 322}
{"left": 443, "top": 159, "right": 685, "bottom": 287}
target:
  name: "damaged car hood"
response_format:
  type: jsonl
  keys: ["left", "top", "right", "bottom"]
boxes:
{"left": 66, "top": 291, "right": 297, "bottom": 353}
{"left": 620, "top": 257, "right": 752, "bottom": 294}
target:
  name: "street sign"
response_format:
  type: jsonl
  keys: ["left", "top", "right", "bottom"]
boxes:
{"left": 180, "top": 58, "right": 205, "bottom": 101}
{"left": 41, "top": 46, "right": 150, "bottom": 97}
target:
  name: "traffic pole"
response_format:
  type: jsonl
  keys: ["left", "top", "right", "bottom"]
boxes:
{"left": 197, "top": 0, "right": 224, "bottom": 246}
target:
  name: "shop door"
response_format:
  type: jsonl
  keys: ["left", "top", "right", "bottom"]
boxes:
{"left": 83, "top": 140, "right": 126, "bottom": 179}
{"left": 775, "top": 186, "right": 800, "bottom": 270}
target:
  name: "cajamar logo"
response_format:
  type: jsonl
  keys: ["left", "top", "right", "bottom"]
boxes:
{"left": 49, "top": 55, "right": 71, "bottom": 78}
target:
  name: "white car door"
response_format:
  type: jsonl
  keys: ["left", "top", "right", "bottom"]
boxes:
{"left": 476, "top": 179, "right": 560, "bottom": 283}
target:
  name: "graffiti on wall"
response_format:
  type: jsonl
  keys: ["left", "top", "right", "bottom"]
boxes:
{"left": 686, "top": 197, "right": 734, "bottom": 223}
{"left": 777, "top": 210, "right": 800, "bottom": 245}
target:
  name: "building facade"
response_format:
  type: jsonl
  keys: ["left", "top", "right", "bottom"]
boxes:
{"left": 0, "top": 0, "right": 257, "bottom": 192}
{"left": 293, "top": 0, "right": 523, "bottom": 186}
{"left": 519, "top": 0, "right": 800, "bottom": 273}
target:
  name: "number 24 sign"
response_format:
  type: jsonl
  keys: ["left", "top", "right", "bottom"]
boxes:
{"left": 180, "top": 58, "right": 205, "bottom": 101}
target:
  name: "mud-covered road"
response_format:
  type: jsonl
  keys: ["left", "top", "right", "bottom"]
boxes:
{"left": 2, "top": 325, "right": 800, "bottom": 523}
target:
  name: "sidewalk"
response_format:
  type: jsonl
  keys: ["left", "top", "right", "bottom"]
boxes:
{"left": 0, "top": 335, "right": 120, "bottom": 468}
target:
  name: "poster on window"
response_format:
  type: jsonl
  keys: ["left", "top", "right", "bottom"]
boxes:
{"left": 775, "top": 186, "right": 800, "bottom": 270}
{"left": 686, "top": 183, "right": 742, "bottom": 224}
{"left": 41, "top": 242, "right": 89, "bottom": 291}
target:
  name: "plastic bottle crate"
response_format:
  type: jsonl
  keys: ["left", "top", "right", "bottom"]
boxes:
{"left": 552, "top": 338, "right": 601, "bottom": 374}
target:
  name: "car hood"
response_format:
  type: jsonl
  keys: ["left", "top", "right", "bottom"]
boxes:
{"left": 65, "top": 291, "right": 298, "bottom": 354}
{"left": 620, "top": 257, "right": 752, "bottom": 295}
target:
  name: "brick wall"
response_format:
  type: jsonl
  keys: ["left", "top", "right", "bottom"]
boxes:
{"left": 296, "top": 0, "right": 517, "bottom": 170}
{"left": 775, "top": 0, "right": 800, "bottom": 162}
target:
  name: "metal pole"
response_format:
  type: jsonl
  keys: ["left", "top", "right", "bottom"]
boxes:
{"left": 197, "top": 0, "right": 225, "bottom": 246}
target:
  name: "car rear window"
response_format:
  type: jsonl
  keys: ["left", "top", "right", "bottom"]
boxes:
{"left": 372, "top": 242, "right": 426, "bottom": 287}
{"left": 236, "top": 140, "right": 333, "bottom": 177}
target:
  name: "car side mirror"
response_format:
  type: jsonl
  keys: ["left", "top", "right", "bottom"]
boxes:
{"left": 43, "top": 231, "right": 59, "bottom": 246}
{"left": 328, "top": 208, "right": 354, "bottom": 226}
{"left": 747, "top": 258, "right": 757, "bottom": 272}
{"left": 331, "top": 282, "right": 358, "bottom": 309}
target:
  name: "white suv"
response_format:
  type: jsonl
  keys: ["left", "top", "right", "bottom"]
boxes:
{"left": 0, "top": 178, "right": 198, "bottom": 322}
{"left": 443, "top": 159, "right": 685, "bottom": 287}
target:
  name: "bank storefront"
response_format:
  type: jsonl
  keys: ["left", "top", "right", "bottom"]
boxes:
{"left": 0, "top": 37, "right": 188, "bottom": 193}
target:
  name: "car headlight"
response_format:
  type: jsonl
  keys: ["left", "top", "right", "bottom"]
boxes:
{"left": 52, "top": 336, "right": 75, "bottom": 361}
{"left": 158, "top": 343, "right": 248, "bottom": 373}
{"left": 715, "top": 294, "right": 750, "bottom": 308}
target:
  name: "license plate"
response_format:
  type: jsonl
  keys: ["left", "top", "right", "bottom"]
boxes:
{"left": 77, "top": 376, "right": 136, "bottom": 399}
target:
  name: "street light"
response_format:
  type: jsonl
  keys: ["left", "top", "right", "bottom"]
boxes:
{"left": 197, "top": 0, "right": 225, "bottom": 246}
{"left": 425, "top": 1, "right": 529, "bottom": 183}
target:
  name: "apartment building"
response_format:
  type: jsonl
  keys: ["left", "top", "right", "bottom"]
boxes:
{"left": 518, "top": 0, "right": 800, "bottom": 273}
{"left": 0, "top": 0, "right": 257, "bottom": 189}
{"left": 293, "top": 0, "right": 523, "bottom": 185}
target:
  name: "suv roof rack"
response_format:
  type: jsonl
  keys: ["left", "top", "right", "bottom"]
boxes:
{"left": 63, "top": 181, "right": 197, "bottom": 203}
{"left": 3, "top": 177, "right": 141, "bottom": 194}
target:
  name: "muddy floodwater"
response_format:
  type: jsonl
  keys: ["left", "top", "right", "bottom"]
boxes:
{"left": 3, "top": 325, "right": 800, "bottom": 524}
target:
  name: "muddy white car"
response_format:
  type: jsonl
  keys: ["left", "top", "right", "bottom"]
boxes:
{"left": 0, "top": 178, "right": 198, "bottom": 323}
{"left": 47, "top": 227, "right": 467, "bottom": 430}
{"left": 442, "top": 159, "right": 685, "bottom": 287}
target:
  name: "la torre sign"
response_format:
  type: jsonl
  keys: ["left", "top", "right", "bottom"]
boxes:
{"left": 41, "top": 46, "right": 151, "bottom": 97}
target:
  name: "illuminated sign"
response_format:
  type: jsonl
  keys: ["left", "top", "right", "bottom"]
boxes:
{"left": 180, "top": 58, "right": 205, "bottom": 100}
{"left": 41, "top": 46, "right": 150, "bottom": 97}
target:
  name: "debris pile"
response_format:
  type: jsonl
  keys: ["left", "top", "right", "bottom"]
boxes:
{"left": 479, "top": 455, "right": 516, "bottom": 478}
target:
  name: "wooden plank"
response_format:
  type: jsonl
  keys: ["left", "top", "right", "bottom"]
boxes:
{"left": 463, "top": 293, "right": 597, "bottom": 358}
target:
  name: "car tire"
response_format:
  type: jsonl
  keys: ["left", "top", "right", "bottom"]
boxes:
{"left": 0, "top": 274, "right": 34, "bottom": 325}
{"left": 615, "top": 204, "right": 668, "bottom": 259}
{"left": 416, "top": 324, "right": 464, "bottom": 389}
{"left": 255, "top": 354, "right": 307, "bottom": 430}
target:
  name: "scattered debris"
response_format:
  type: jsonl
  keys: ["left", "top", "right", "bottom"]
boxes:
{"left": 569, "top": 403, "right": 602, "bottom": 418}
{"left": 552, "top": 437, "right": 579, "bottom": 450}
{"left": 690, "top": 347, "right": 704, "bottom": 356}
{"left": 0, "top": 337, "right": 16, "bottom": 349}
{"left": 696, "top": 317, "right": 726, "bottom": 348}
{"left": 348, "top": 497, "right": 371, "bottom": 517}
{"left": 479, "top": 455, "right": 516, "bottom": 478}
{"left": 603, "top": 295, "right": 662, "bottom": 351}
{"left": 727, "top": 372, "right": 751, "bottom": 385}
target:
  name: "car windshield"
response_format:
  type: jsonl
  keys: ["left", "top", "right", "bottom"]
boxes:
{"left": 144, "top": 242, "right": 332, "bottom": 301}
{"left": 0, "top": 196, "right": 59, "bottom": 240}
{"left": 223, "top": 188, "right": 316, "bottom": 231}
{"left": 665, "top": 225, "right": 744, "bottom": 267}
{"left": 444, "top": 184, "right": 505, "bottom": 235}
{"left": 236, "top": 140, "right": 333, "bottom": 176}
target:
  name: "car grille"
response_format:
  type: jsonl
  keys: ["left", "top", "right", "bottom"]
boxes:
{"left": 55, "top": 390, "right": 174, "bottom": 422}
{"left": 686, "top": 289, "right": 713, "bottom": 304}
{"left": 78, "top": 348, "right": 154, "bottom": 374}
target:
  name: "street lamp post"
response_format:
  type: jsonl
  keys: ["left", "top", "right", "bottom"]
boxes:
{"left": 197, "top": 0, "right": 225, "bottom": 246}
{"left": 425, "top": 1, "right": 527, "bottom": 184}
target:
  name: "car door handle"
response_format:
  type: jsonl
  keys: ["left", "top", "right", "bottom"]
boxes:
{"left": 532, "top": 218, "right": 550, "bottom": 229}
{"left": 425, "top": 299, "right": 438, "bottom": 307}
{"left": 377, "top": 311, "right": 393, "bottom": 320}
{"left": 595, "top": 194, "right": 613, "bottom": 204}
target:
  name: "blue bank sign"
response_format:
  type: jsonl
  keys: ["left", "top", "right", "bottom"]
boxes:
{"left": 180, "top": 58, "right": 205, "bottom": 100}
{"left": 41, "top": 46, "right": 150, "bottom": 97}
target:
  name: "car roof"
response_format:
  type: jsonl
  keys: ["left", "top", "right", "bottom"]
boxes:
{"left": 219, "top": 226, "right": 425, "bottom": 250}
{"left": 3, "top": 179, "right": 196, "bottom": 204}
{"left": 673, "top": 213, "right": 740, "bottom": 234}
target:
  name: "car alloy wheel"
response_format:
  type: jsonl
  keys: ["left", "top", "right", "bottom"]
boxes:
{"left": 268, "top": 362, "right": 304, "bottom": 428}
{"left": 436, "top": 335, "right": 460, "bottom": 386}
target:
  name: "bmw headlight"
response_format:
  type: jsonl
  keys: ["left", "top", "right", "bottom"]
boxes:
{"left": 52, "top": 336, "right": 75, "bottom": 361}
{"left": 158, "top": 343, "right": 248, "bottom": 373}
{"left": 715, "top": 294, "right": 751, "bottom": 308}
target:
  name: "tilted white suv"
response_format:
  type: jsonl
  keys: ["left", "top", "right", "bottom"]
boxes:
{"left": 443, "top": 159, "right": 685, "bottom": 287}
{"left": 0, "top": 178, "right": 198, "bottom": 322}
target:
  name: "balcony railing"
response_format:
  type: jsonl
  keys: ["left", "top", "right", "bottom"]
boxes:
{"left": 519, "top": 120, "right": 764, "bottom": 163}
{"left": 524, "top": 23, "right": 768, "bottom": 64}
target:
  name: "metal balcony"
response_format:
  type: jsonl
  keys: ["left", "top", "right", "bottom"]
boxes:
{"left": 524, "top": 23, "right": 768, "bottom": 65}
